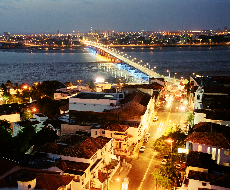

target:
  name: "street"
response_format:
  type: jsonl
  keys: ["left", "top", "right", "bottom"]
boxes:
{"left": 127, "top": 92, "right": 191, "bottom": 190}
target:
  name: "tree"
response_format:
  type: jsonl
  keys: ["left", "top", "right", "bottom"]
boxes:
{"left": 36, "top": 97, "right": 61, "bottom": 116}
{"left": 151, "top": 163, "right": 179, "bottom": 189}
{"left": 152, "top": 125, "right": 187, "bottom": 159}
{"left": 14, "top": 122, "right": 36, "bottom": 154}
{"left": 1, "top": 83, "right": 11, "bottom": 104}
{"left": 0, "top": 120, "right": 13, "bottom": 158}
{"left": 64, "top": 82, "right": 72, "bottom": 87}
{"left": 30, "top": 126, "right": 59, "bottom": 148}
{"left": 22, "top": 108, "right": 33, "bottom": 120}
{"left": 88, "top": 80, "right": 95, "bottom": 91}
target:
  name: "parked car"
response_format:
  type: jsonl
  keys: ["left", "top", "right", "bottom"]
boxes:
{"left": 175, "top": 164, "right": 181, "bottom": 169}
{"left": 161, "top": 158, "right": 168, "bottom": 165}
{"left": 145, "top": 133, "right": 150, "bottom": 138}
{"left": 139, "top": 146, "right": 145, "bottom": 152}
{"left": 144, "top": 137, "right": 149, "bottom": 143}
{"left": 153, "top": 116, "right": 158, "bottom": 121}
{"left": 161, "top": 155, "right": 169, "bottom": 165}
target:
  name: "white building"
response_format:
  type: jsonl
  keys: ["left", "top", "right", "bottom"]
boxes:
{"left": 69, "top": 92, "right": 124, "bottom": 112}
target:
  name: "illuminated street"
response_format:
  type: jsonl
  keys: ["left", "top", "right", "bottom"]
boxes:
{"left": 127, "top": 88, "right": 192, "bottom": 190}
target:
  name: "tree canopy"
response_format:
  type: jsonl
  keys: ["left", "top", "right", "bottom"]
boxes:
{"left": 152, "top": 125, "right": 187, "bottom": 159}
{"left": 151, "top": 163, "right": 179, "bottom": 189}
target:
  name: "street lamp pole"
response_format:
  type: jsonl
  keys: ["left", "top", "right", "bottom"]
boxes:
{"left": 167, "top": 138, "right": 174, "bottom": 162}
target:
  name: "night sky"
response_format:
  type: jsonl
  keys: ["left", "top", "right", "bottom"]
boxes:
{"left": 0, "top": 0, "right": 229, "bottom": 34}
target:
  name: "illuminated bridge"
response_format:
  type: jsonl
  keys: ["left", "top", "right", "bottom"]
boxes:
{"left": 83, "top": 41, "right": 163, "bottom": 83}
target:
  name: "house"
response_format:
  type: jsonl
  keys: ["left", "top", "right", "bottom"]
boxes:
{"left": 185, "top": 122, "right": 230, "bottom": 166}
{"left": 37, "top": 135, "right": 116, "bottom": 189}
{"left": 91, "top": 123, "right": 138, "bottom": 156}
{"left": 0, "top": 157, "right": 75, "bottom": 190}
{"left": 189, "top": 76, "right": 229, "bottom": 110}
{"left": 95, "top": 82, "right": 112, "bottom": 92}
{"left": 0, "top": 103, "right": 21, "bottom": 123}
{"left": 194, "top": 109, "right": 230, "bottom": 125}
{"left": 188, "top": 170, "right": 230, "bottom": 190}
{"left": 121, "top": 83, "right": 163, "bottom": 97}
{"left": 183, "top": 151, "right": 230, "bottom": 190}
{"left": 69, "top": 92, "right": 124, "bottom": 112}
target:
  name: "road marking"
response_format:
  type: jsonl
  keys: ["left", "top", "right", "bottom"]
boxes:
{"left": 137, "top": 153, "right": 155, "bottom": 190}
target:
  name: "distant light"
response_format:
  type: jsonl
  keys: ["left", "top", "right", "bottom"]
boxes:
{"left": 95, "top": 77, "right": 105, "bottom": 83}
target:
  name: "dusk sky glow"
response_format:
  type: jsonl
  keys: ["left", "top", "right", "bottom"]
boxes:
{"left": 0, "top": 0, "right": 229, "bottom": 34}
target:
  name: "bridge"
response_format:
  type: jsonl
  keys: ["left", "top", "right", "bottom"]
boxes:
{"left": 83, "top": 41, "right": 164, "bottom": 83}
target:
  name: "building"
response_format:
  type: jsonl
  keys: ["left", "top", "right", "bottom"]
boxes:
{"left": 37, "top": 135, "right": 116, "bottom": 190}
{"left": 69, "top": 92, "right": 124, "bottom": 112}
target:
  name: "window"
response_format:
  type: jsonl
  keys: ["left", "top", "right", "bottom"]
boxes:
{"left": 223, "top": 162, "right": 229, "bottom": 166}
{"left": 224, "top": 150, "right": 229, "bottom": 156}
{"left": 197, "top": 94, "right": 200, "bottom": 100}
{"left": 207, "top": 147, "right": 210, "bottom": 154}
{"left": 198, "top": 145, "right": 202, "bottom": 152}
{"left": 102, "top": 131, "right": 105, "bottom": 134}
{"left": 95, "top": 131, "right": 97, "bottom": 135}
{"left": 28, "top": 185, "right": 31, "bottom": 189}
{"left": 212, "top": 148, "right": 216, "bottom": 160}
{"left": 202, "top": 182, "right": 206, "bottom": 186}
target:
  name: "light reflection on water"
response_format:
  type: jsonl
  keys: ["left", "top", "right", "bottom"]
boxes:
{"left": 0, "top": 46, "right": 230, "bottom": 85}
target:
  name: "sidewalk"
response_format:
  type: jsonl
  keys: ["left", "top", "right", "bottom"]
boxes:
{"left": 108, "top": 161, "right": 132, "bottom": 190}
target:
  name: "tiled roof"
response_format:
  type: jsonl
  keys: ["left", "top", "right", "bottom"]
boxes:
{"left": 119, "top": 91, "right": 151, "bottom": 107}
{"left": 185, "top": 131, "right": 230, "bottom": 149}
{"left": 36, "top": 173, "right": 74, "bottom": 190}
{"left": 0, "top": 166, "right": 65, "bottom": 189}
{"left": 194, "top": 109, "right": 230, "bottom": 120}
{"left": 122, "top": 83, "right": 163, "bottom": 90}
{"left": 186, "top": 151, "right": 230, "bottom": 174}
{"left": 188, "top": 170, "right": 230, "bottom": 188}
{"left": 0, "top": 157, "right": 19, "bottom": 177}
{"left": 55, "top": 159, "right": 90, "bottom": 173}
{"left": 38, "top": 136, "right": 110, "bottom": 159}
{"left": 100, "top": 123, "right": 129, "bottom": 132}
{"left": 98, "top": 170, "right": 107, "bottom": 183}
{"left": 186, "top": 151, "right": 213, "bottom": 169}
{"left": 203, "top": 86, "right": 228, "bottom": 94}
{"left": 193, "top": 122, "right": 230, "bottom": 142}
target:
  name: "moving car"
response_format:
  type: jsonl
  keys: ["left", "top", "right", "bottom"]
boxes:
{"left": 145, "top": 133, "right": 150, "bottom": 138}
{"left": 153, "top": 116, "right": 158, "bottom": 121}
{"left": 139, "top": 146, "right": 145, "bottom": 152}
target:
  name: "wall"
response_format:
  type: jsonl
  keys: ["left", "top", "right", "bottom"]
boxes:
{"left": 61, "top": 124, "right": 91, "bottom": 135}
{"left": 0, "top": 113, "right": 20, "bottom": 123}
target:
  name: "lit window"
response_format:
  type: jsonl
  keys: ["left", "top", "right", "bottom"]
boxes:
{"left": 224, "top": 151, "right": 229, "bottom": 156}
{"left": 223, "top": 162, "right": 229, "bottom": 166}
{"left": 198, "top": 145, "right": 202, "bottom": 152}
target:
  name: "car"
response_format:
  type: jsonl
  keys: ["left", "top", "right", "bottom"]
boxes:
{"left": 161, "top": 158, "right": 168, "bottom": 165}
{"left": 175, "top": 164, "right": 181, "bottom": 169}
{"left": 139, "top": 146, "right": 145, "bottom": 152}
{"left": 153, "top": 116, "right": 158, "bottom": 121}
{"left": 144, "top": 137, "right": 149, "bottom": 143}
{"left": 145, "top": 133, "right": 150, "bottom": 138}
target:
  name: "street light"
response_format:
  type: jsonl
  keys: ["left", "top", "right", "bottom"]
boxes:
{"left": 166, "top": 138, "right": 174, "bottom": 162}
{"left": 167, "top": 70, "right": 170, "bottom": 78}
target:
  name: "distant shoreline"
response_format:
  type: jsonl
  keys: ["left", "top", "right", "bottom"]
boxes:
{"left": 107, "top": 43, "right": 230, "bottom": 48}
{"left": 0, "top": 42, "right": 230, "bottom": 51}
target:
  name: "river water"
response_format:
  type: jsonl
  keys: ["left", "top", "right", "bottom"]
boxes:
{"left": 0, "top": 46, "right": 229, "bottom": 85}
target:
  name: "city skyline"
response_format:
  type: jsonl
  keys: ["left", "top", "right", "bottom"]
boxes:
{"left": 0, "top": 0, "right": 229, "bottom": 35}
